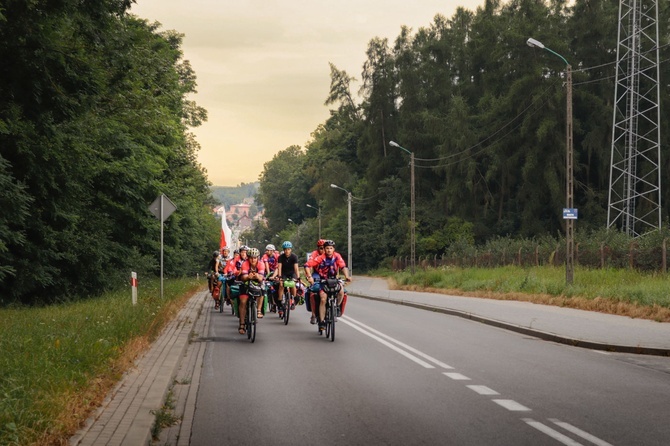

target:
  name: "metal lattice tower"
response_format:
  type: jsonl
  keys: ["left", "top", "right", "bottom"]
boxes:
{"left": 607, "top": 0, "right": 662, "bottom": 237}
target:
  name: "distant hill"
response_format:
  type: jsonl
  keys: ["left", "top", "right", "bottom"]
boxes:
{"left": 210, "top": 182, "right": 259, "bottom": 208}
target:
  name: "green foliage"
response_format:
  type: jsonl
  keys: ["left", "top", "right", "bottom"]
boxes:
{"left": 254, "top": 0, "right": 670, "bottom": 273}
{"left": 0, "top": 277, "right": 201, "bottom": 445}
{"left": 210, "top": 183, "right": 259, "bottom": 207}
{"left": 0, "top": 4, "right": 217, "bottom": 303}
{"left": 393, "top": 265, "right": 670, "bottom": 309}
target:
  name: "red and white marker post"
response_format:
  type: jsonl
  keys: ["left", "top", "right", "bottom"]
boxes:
{"left": 131, "top": 272, "right": 138, "bottom": 305}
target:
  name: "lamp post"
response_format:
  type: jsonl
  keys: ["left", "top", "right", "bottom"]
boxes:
{"left": 389, "top": 140, "right": 416, "bottom": 274}
{"left": 527, "top": 37, "right": 574, "bottom": 285}
{"left": 330, "top": 184, "right": 352, "bottom": 275}
{"left": 306, "top": 203, "right": 321, "bottom": 239}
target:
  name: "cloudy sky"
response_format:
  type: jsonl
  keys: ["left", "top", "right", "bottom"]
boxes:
{"left": 131, "top": 0, "right": 484, "bottom": 186}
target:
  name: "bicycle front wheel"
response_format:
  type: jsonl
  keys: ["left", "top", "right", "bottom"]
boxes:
{"left": 283, "top": 292, "right": 290, "bottom": 325}
{"left": 249, "top": 300, "right": 257, "bottom": 343}
{"left": 327, "top": 298, "right": 335, "bottom": 342}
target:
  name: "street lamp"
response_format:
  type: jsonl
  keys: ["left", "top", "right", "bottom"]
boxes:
{"left": 287, "top": 218, "right": 294, "bottom": 224}
{"left": 330, "top": 184, "right": 352, "bottom": 275}
{"left": 527, "top": 37, "right": 574, "bottom": 285}
{"left": 389, "top": 140, "right": 416, "bottom": 274}
{"left": 306, "top": 203, "right": 321, "bottom": 238}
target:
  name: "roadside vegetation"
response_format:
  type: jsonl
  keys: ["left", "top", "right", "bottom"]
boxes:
{"left": 377, "top": 266, "right": 670, "bottom": 322}
{"left": 0, "top": 278, "right": 203, "bottom": 446}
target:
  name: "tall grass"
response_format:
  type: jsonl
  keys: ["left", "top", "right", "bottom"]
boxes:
{"left": 0, "top": 277, "right": 203, "bottom": 446}
{"left": 386, "top": 266, "right": 670, "bottom": 320}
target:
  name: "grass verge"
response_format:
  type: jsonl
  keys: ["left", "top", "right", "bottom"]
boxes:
{"left": 0, "top": 277, "right": 204, "bottom": 446}
{"left": 381, "top": 266, "right": 670, "bottom": 322}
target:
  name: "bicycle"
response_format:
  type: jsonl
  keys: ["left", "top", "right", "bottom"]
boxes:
{"left": 278, "top": 278, "right": 300, "bottom": 325}
{"left": 319, "top": 278, "right": 344, "bottom": 342}
{"left": 243, "top": 281, "right": 263, "bottom": 343}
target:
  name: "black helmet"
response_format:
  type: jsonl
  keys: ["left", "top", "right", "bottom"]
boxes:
{"left": 323, "top": 239, "right": 335, "bottom": 247}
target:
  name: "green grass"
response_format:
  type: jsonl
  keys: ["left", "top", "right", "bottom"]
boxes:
{"left": 0, "top": 277, "right": 203, "bottom": 446}
{"left": 390, "top": 265, "right": 670, "bottom": 309}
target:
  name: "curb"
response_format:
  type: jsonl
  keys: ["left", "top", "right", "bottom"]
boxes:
{"left": 350, "top": 292, "right": 670, "bottom": 357}
{"left": 70, "top": 291, "right": 207, "bottom": 446}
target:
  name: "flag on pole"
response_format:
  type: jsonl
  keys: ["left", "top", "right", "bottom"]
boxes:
{"left": 220, "top": 206, "right": 233, "bottom": 250}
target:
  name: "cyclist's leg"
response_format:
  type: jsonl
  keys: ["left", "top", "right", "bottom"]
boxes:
{"left": 238, "top": 295, "right": 248, "bottom": 333}
{"left": 257, "top": 294, "right": 264, "bottom": 318}
{"left": 318, "top": 291, "right": 327, "bottom": 324}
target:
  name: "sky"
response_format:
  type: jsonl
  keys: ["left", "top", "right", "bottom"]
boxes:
{"left": 130, "top": 0, "right": 485, "bottom": 186}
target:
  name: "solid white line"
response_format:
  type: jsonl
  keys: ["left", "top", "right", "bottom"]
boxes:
{"left": 492, "top": 399, "right": 531, "bottom": 412}
{"left": 339, "top": 318, "right": 435, "bottom": 368}
{"left": 549, "top": 419, "right": 614, "bottom": 446}
{"left": 340, "top": 315, "right": 454, "bottom": 369}
{"left": 443, "top": 372, "right": 471, "bottom": 380}
{"left": 522, "top": 419, "right": 583, "bottom": 446}
{"left": 466, "top": 385, "right": 500, "bottom": 395}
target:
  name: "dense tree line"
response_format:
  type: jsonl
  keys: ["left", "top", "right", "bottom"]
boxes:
{"left": 256, "top": 0, "right": 670, "bottom": 272}
{"left": 0, "top": 1, "right": 218, "bottom": 304}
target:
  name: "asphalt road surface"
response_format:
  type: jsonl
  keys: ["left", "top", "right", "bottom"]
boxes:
{"left": 189, "top": 296, "right": 670, "bottom": 445}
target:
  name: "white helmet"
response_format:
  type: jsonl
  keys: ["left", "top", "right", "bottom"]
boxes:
{"left": 265, "top": 244, "right": 276, "bottom": 251}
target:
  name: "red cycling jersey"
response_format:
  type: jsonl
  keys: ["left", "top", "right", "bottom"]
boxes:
{"left": 305, "top": 252, "right": 346, "bottom": 279}
{"left": 262, "top": 252, "right": 279, "bottom": 273}
{"left": 240, "top": 259, "right": 266, "bottom": 277}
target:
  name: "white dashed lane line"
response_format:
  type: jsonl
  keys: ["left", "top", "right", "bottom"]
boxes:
{"left": 443, "top": 372, "right": 471, "bottom": 380}
{"left": 340, "top": 313, "right": 615, "bottom": 446}
{"left": 466, "top": 385, "right": 500, "bottom": 396}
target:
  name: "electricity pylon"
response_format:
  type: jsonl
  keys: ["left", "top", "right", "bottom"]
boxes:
{"left": 607, "top": 0, "right": 662, "bottom": 237}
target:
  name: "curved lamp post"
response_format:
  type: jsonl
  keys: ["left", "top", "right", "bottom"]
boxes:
{"left": 330, "top": 184, "right": 352, "bottom": 275}
{"left": 306, "top": 203, "right": 321, "bottom": 239}
{"left": 527, "top": 37, "right": 574, "bottom": 285}
{"left": 389, "top": 140, "right": 416, "bottom": 274}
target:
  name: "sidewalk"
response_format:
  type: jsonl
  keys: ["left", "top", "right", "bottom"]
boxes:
{"left": 346, "top": 277, "right": 670, "bottom": 356}
{"left": 69, "top": 290, "right": 209, "bottom": 446}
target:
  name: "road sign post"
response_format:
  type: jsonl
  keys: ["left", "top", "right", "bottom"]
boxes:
{"left": 149, "top": 194, "right": 177, "bottom": 299}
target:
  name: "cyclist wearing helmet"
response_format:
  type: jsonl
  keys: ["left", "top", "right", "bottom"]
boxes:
{"left": 237, "top": 247, "right": 266, "bottom": 334}
{"left": 305, "top": 240, "right": 351, "bottom": 330}
{"left": 308, "top": 239, "right": 326, "bottom": 262}
{"left": 207, "top": 251, "right": 219, "bottom": 295}
{"left": 262, "top": 244, "right": 279, "bottom": 275}
{"left": 270, "top": 241, "right": 301, "bottom": 317}
{"left": 262, "top": 244, "right": 279, "bottom": 312}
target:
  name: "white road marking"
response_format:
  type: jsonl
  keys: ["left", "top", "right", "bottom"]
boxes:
{"left": 493, "top": 399, "right": 531, "bottom": 411}
{"left": 523, "top": 419, "right": 584, "bottom": 445}
{"left": 466, "top": 385, "right": 500, "bottom": 395}
{"left": 339, "top": 318, "right": 435, "bottom": 368}
{"left": 341, "top": 315, "right": 454, "bottom": 369}
{"left": 443, "top": 372, "right": 471, "bottom": 380}
{"left": 549, "top": 419, "right": 614, "bottom": 446}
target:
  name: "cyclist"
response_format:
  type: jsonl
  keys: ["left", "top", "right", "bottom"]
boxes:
{"left": 304, "top": 239, "right": 326, "bottom": 323}
{"left": 237, "top": 247, "right": 266, "bottom": 334}
{"left": 304, "top": 239, "right": 351, "bottom": 332}
{"left": 214, "top": 246, "right": 232, "bottom": 307}
{"left": 262, "top": 244, "right": 279, "bottom": 312}
{"left": 206, "top": 251, "right": 219, "bottom": 295}
{"left": 270, "top": 241, "right": 300, "bottom": 318}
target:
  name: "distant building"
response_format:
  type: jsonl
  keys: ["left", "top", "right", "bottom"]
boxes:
{"left": 229, "top": 204, "right": 251, "bottom": 219}
{"left": 237, "top": 214, "right": 253, "bottom": 230}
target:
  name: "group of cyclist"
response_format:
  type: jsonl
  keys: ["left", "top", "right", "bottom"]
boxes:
{"left": 207, "top": 238, "right": 352, "bottom": 335}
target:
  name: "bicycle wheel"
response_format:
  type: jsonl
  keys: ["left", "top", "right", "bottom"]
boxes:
{"left": 283, "top": 291, "right": 290, "bottom": 325}
{"left": 325, "top": 299, "right": 332, "bottom": 338}
{"left": 329, "top": 299, "right": 335, "bottom": 342}
{"left": 249, "top": 300, "right": 257, "bottom": 343}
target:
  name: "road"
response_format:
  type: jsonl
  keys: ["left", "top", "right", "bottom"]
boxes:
{"left": 189, "top": 295, "right": 670, "bottom": 445}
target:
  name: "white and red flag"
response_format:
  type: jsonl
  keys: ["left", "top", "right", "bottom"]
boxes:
{"left": 219, "top": 206, "right": 233, "bottom": 250}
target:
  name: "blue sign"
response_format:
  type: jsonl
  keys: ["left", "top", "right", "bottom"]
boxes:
{"left": 563, "top": 208, "right": 578, "bottom": 220}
